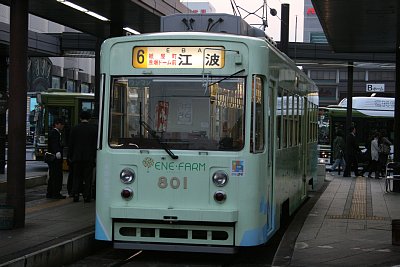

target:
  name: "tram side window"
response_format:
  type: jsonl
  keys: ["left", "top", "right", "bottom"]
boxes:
{"left": 80, "top": 100, "right": 95, "bottom": 119}
{"left": 47, "top": 107, "right": 72, "bottom": 147}
{"left": 109, "top": 82, "right": 128, "bottom": 143}
{"left": 298, "top": 97, "right": 304, "bottom": 145}
{"left": 293, "top": 95, "right": 300, "bottom": 146}
{"left": 287, "top": 93, "right": 294, "bottom": 147}
{"left": 282, "top": 90, "right": 288, "bottom": 149}
{"left": 308, "top": 101, "right": 312, "bottom": 142}
{"left": 308, "top": 102, "right": 318, "bottom": 142}
{"left": 250, "top": 76, "right": 264, "bottom": 153}
{"left": 277, "top": 87, "right": 283, "bottom": 149}
{"left": 313, "top": 103, "right": 318, "bottom": 141}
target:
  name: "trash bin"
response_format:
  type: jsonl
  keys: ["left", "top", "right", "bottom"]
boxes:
{"left": 0, "top": 205, "right": 14, "bottom": 230}
{"left": 393, "top": 219, "right": 400, "bottom": 246}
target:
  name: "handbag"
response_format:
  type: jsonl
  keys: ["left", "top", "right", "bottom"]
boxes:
{"left": 44, "top": 152, "right": 56, "bottom": 163}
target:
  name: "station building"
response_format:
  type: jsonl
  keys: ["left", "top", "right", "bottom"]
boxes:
{"left": 302, "top": 0, "right": 395, "bottom": 106}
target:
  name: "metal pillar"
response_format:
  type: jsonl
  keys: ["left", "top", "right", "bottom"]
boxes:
{"left": 346, "top": 62, "right": 353, "bottom": 131}
{"left": 395, "top": 5, "right": 400, "bottom": 163}
{"left": 110, "top": 1, "right": 124, "bottom": 37}
{"left": 392, "top": 4, "right": 400, "bottom": 192}
{"left": 0, "top": 57, "right": 7, "bottom": 174}
{"left": 94, "top": 38, "right": 102, "bottom": 116}
{"left": 7, "top": 0, "right": 28, "bottom": 228}
{"left": 280, "top": 4, "right": 289, "bottom": 54}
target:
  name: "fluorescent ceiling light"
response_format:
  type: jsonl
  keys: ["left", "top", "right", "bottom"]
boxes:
{"left": 123, "top": 27, "right": 141, "bottom": 35}
{"left": 57, "top": 0, "right": 110, "bottom": 21}
{"left": 86, "top": 11, "right": 110, "bottom": 21}
{"left": 57, "top": 0, "right": 87, "bottom": 12}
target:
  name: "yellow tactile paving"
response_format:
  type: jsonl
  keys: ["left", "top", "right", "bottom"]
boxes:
{"left": 26, "top": 198, "right": 71, "bottom": 214}
{"left": 328, "top": 176, "right": 387, "bottom": 221}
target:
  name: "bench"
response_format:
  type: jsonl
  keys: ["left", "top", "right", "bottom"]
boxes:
{"left": 385, "top": 162, "right": 400, "bottom": 192}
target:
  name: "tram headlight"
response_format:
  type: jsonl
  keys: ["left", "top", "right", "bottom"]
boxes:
{"left": 212, "top": 171, "right": 229, "bottom": 187}
{"left": 121, "top": 187, "right": 134, "bottom": 200}
{"left": 214, "top": 190, "right": 227, "bottom": 203}
{"left": 120, "top": 168, "right": 135, "bottom": 184}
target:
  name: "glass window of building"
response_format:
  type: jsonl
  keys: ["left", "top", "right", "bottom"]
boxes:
{"left": 369, "top": 71, "right": 395, "bottom": 81}
{"left": 80, "top": 83, "right": 90, "bottom": 93}
{"left": 52, "top": 76, "right": 61, "bottom": 88}
{"left": 339, "top": 71, "right": 365, "bottom": 81}
{"left": 310, "top": 70, "right": 336, "bottom": 82}
{"left": 66, "top": 79, "right": 75, "bottom": 92}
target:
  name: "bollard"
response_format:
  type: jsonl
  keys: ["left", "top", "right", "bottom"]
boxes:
{"left": 392, "top": 219, "right": 400, "bottom": 246}
{"left": 0, "top": 205, "right": 14, "bottom": 230}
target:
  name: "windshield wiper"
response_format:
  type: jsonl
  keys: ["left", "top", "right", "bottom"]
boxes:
{"left": 207, "top": 69, "right": 245, "bottom": 88}
{"left": 139, "top": 120, "right": 179, "bottom": 160}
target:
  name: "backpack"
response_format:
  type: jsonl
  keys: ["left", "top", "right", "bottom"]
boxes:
{"left": 379, "top": 143, "right": 390, "bottom": 155}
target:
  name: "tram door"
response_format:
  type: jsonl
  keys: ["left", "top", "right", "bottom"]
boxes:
{"left": 266, "top": 80, "right": 276, "bottom": 230}
{"left": 301, "top": 98, "right": 309, "bottom": 198}
{"left": 252, "top": 75, "right": 273, "bottom": 233}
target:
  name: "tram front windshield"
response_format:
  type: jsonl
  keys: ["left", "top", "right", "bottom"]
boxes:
{"left": 109, "top": 76, "right": 245, "bottom": 151}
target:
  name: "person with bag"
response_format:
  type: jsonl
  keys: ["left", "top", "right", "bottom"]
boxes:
{"left": 329, "top": 129, "right": 346, "bottom": 174}
{"left": 378, "top": 131, "right": 392, "bottom": 178}
{"left": 68, "top": 111, "right": 97, "bottom": 203}
{"left": 46, "top": 118, "right": 66, "bottom": 199}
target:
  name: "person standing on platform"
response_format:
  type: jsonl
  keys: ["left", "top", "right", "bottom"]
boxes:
{"left": 46, "top": 118, "right": 66, "bottom": 199}
{"left": 329, "top": 129, "right": 346, "bottom": 174}
{"left": 367, "top": 132, "right": 380, "bottom": 179}
{"left": 68, "top": 111, "right": 97, "bottom": 203}
{"left": 378, "top": 131, "right": 392, "bottom": 178}
{"left": 343, "top": 126, "right": 361, "bottom": 177}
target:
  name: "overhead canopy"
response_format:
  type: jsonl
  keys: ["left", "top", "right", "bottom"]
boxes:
{"left": 0, "top": 0, "right": 190, "bottom": 38}
{"left": 311, "top": 0, "right": 398, "bottom": 53}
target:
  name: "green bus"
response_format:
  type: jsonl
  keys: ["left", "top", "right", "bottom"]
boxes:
{"left": 318, "top": 96, "right": 394, "bottom": 166}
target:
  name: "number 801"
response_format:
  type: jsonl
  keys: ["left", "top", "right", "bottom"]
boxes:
{"left": 158, "top": 176, "right": 188, "bottom": 189}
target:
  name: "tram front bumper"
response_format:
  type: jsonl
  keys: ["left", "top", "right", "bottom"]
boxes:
{"left": 110, "top": 206, "right": 238, "bottom": 247}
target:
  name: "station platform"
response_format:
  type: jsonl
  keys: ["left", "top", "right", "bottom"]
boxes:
{"left": 0, "top": 171, "right": 101, "bottom": 267}
{"left": 0, "top": 170, "right": 400, "bottom": 266}
{"left": 273, "top": 172, "right": 400, "bottom": 266}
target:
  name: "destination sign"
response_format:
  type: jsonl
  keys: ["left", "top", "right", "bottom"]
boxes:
{"left": 132, "top": 46, "right": 225, "bottom": 69}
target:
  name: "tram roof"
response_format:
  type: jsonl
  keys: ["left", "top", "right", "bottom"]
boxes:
{"left": 311, "top": 0, "right": 398, "bottom": 53}
{"left": 327, "top": 97, "right": 394, "bottom": 118}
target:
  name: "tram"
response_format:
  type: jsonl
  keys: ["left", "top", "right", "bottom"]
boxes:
{"left": 32, "top": 89, "right": 95, "bottom": 163}
{"left": 95, "top": 13, "right": 318, "bottom": 253}
{"left": 318, "top": 97, "right": 394, "bottom": 165}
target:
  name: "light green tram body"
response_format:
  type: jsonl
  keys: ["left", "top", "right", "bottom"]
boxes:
{"left": 96, "top": 32, "right": 318, "bottom": 252}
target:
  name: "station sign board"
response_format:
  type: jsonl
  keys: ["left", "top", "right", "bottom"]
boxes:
{"left": 366, "top": 83, "right": 385, "bottom": 92}
{"left": 132, "top": 46, "right": 225, "bottom": 69}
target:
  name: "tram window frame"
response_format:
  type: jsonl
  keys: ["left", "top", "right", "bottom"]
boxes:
{"left": 250, "top": 75, "right": 265, "bottom": 153}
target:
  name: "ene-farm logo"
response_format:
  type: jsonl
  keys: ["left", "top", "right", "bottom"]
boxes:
{"left": 142, "top": 157, "right": 206, "bottom": 172}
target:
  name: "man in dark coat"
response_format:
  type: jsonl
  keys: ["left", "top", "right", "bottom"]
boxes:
{"left": 68, "top": 111, "right": 97, "bottom": 202}
{"left": 343, "top": 126, "right": 361, "bottom": 177}
{"left": 46, "top": 118, "right": 66, "bottom": 199}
